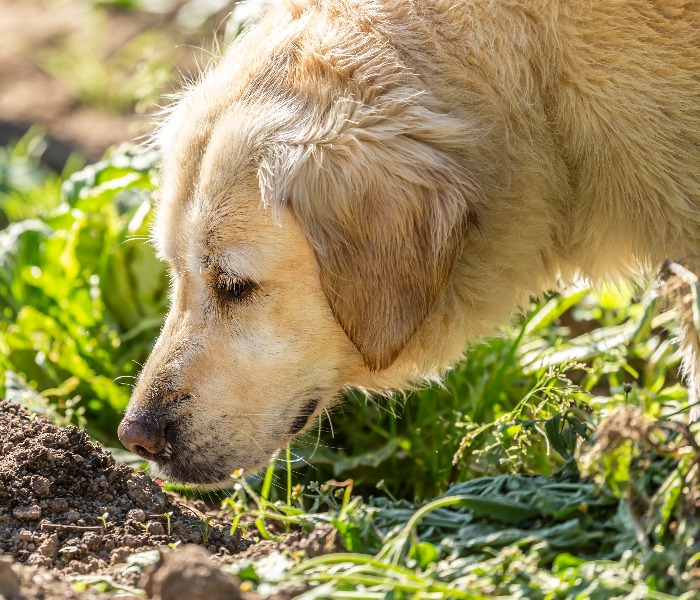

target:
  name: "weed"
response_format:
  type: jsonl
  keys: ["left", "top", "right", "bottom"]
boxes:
{"left": 0, "top": 145, "right": 167, "bottom": 443}
{"left": 195, "top": 517, "right": 214, "bottom": 544}
{"left": 0, "top": 128, "right": 82, "bottom": 227}
{"left": 97, "top": 512, "right": 109, "bottom": 530}
{"left": 163, "top": 511, "right": 173, "bottom": 536}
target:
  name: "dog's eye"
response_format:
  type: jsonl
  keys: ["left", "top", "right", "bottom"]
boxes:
{"left": 214, "top": 274, "right": 256, "bottom": 304}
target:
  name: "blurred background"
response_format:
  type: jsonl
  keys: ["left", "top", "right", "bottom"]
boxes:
{"left": 0, "top": 0, "right": 259, "bottom": 165}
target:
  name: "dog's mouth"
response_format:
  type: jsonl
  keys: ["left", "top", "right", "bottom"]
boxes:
{"left": 142, "top": 415, "right": 239, "bottom": 484}
{"left": 136, "top": 395, "right": 326, "bottom": 485}
{"left": 289, "top": 398, "right": 320, "bottom": 434}
{"left": 151, "top": 457, "right": 235, "bottom": 486}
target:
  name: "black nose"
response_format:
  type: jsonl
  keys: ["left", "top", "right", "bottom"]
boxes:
{"left": 117, "top": 417, "right": 168, "bottom": 459}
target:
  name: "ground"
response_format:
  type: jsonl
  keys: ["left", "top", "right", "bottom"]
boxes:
{"left": 0, "top": 399, "right": 339, "bottom": 599}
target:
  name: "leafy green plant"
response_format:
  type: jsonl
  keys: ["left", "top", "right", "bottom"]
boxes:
{"left": 0, "top": 129, "right": 82, "bottom": 227}
{"left": 224, "top": 411, "right": 698, "bottom": 598}
{"left": 0, "top": 145, "right": 168, "bottom": 442}
{"left": 280, "top": 282, "right": 686, "bottom": 501}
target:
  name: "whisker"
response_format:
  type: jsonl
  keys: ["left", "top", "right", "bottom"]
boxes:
{"left": 324, "top": 408, "right": 335, "bottom": 439}
{"left": 285, "top": 449, "right": 314, "bottom": 469}
{"left": 121, "top": 236, "right": 151, "bottom": 246}
{"left": 238, "top": 429, "right": 268, "bottom": 456}
{"left": 307, "top": 414, "right": 324, "bottom": 461}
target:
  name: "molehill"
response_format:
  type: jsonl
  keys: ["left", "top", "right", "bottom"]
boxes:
{"left": 0, "top": 399, "right": 247, "bottom": 574}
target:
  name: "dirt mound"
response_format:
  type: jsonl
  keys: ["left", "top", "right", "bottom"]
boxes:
{"left": 0, "top": 399, "right": 247, "bottom": 575}
{"left": 140, "top": 545, "right": 243, "bottom": 600}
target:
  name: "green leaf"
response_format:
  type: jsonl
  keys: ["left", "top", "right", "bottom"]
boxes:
{"left": 408, "top": 541, "right": 440, "bottom": 569}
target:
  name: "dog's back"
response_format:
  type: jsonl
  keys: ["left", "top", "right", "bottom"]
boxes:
{"left": 394, "top": 0, "right": 700, "bottom": 276}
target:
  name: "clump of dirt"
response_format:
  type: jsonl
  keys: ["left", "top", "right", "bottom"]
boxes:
{"left": 141, "top": 545, "right": 243, "bottom": 600}
{"left": 0, "top": 399, "right": 247, "bottom": 575}
{"left": 1, "top": 557, "right": 118, "bottom": 600}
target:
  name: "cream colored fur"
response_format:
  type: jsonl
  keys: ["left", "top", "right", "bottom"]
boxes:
{"left": 123, "top": 0, "right": 700, "bottom": 483}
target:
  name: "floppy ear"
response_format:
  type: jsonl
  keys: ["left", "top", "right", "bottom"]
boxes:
{"left": 259, "top": 98, "right": 480, "bottom": 371}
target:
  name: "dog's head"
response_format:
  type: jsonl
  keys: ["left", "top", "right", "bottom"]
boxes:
{"left": 118, "top": 4, "right": 481, "bottom": 484}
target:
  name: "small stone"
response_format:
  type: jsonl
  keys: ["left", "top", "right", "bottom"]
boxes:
{"left": 127, "top": 509, "right": 146, "bottom": 523}
{"left": 12, "top": 504, "right": 41, "bottom": 521}
{"left": 140, "top": 545, "right": 242, "bottom": 600}
{"left": 66, "top": 560, "right": 91, "bottom": 575}
{"left": 148, "top": 522, "right": 164, "bottom": 536}
{"left": 82, "top": 532, "right": 102, "bottom": 552}
{"left": 48, "top": 498, "right": 69, "bottom": 513}
{"left": 65, "top": 509, "right": 80, "bottom": 523}
{"left": 109, "top": 548, "right": 132, "bottom": 565}
{"left": 31, "top": 476, "right": 51, "bottom": 497}
{"left": 26, "top": 553, "right": 53, "bottom": 568}
{"left": 38, "top": 533, "right": 58, "bottom": 557}
{"left": 18, "top": 530, "right": 34, "bottom": 542}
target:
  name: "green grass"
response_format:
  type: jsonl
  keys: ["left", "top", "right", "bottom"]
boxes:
{"left": 2, "top": 131, "right": 698, "bottom": 598}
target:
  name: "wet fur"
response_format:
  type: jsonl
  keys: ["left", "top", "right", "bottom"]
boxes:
{"left": 123, "top": 0, "right": 700, "bottom": 483}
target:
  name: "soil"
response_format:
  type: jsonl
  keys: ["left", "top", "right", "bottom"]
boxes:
{"left": 0, "top": 399, "right": 340, "bottom": 599}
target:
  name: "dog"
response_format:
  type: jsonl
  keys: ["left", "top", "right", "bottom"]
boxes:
{"left": 117, "top": 0, "right": 700, "bottom": 484}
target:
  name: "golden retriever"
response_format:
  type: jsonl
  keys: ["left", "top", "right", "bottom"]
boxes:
{"left": 117, "top": 0, "right": 700, "bottom": 484}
